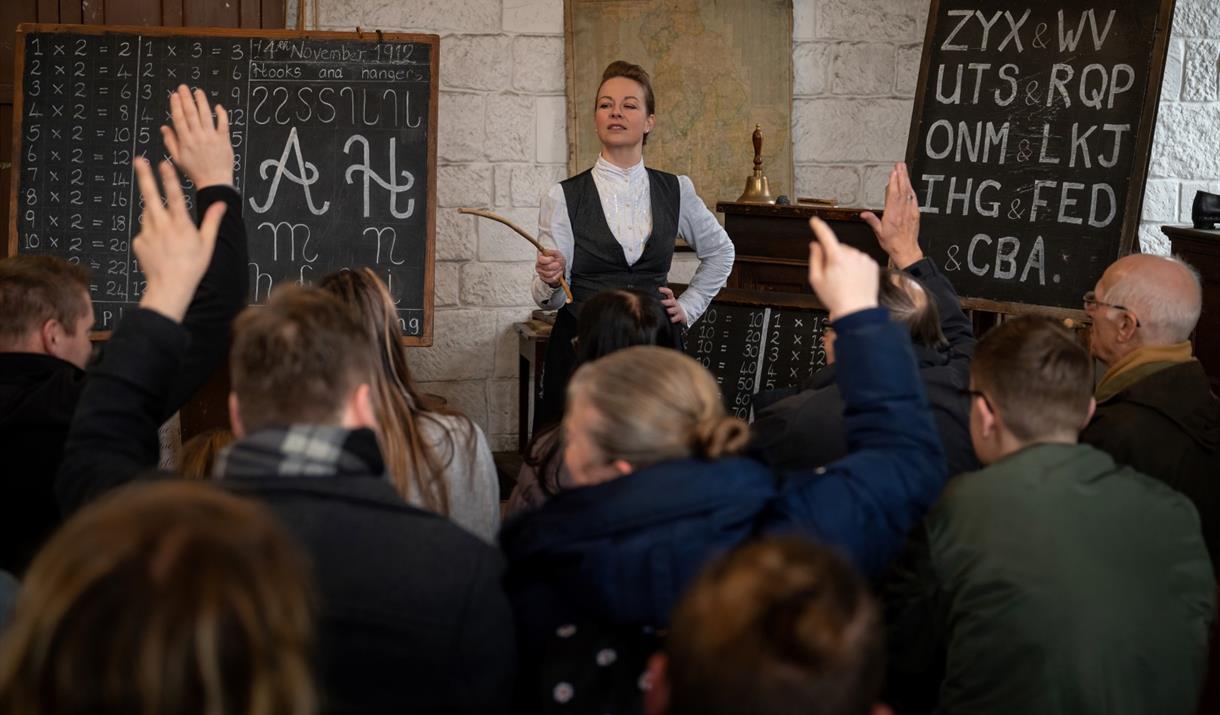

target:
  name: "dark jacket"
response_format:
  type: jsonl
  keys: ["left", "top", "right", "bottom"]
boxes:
{"left": 0, "top": 186, "right": 246, "bottom": 574}
{"left": 885, "top": 443, "right": 1215, "bottom": 715}
{"left": 751, "top": 258, "right": 978, "bottom": 477}
{"left": 501, "top": 308, "right": 946, "bottom": 713}
{"left": 57, "top": 310, "right": 515, "bottom": 715}
{"left": 1081, "top": 360, "right": 1220, "bottom": 571}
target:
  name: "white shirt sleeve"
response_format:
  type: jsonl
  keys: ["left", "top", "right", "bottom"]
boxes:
{"left": 675, "top": 175, "right": 735, "bottom": 324}
{"left": 531, "top": 183, "right": 574, "bottom": 310}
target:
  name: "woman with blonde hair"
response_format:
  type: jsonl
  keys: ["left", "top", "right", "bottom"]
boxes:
{"left": 501, "top": 219, "right": 947, "bottom": 713}
{"left": 319, "top": 268, "right": 499, "bottom": 541}
{"left": 0, "top": 481, "right": 315, "bottom": 715}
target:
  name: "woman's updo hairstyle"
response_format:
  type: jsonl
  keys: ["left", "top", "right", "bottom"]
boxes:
{"left": 598, "top": 60, "right": 656, "bottom": 144}
{"left": 567, "top": 345, "right": 747, "bottom": 469}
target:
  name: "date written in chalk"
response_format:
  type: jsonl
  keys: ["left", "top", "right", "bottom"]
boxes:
{"left": 921, "top": 175, "right": 1118, "bottom": 228}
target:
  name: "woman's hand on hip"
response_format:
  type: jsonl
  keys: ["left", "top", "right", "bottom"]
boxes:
{"left": 658, "top": 286, "right": 687, "bottom": 325}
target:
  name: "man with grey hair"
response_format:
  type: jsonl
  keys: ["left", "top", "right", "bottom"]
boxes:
{"left": 1081, "top": 253, "right": 1220, "bottom": 569}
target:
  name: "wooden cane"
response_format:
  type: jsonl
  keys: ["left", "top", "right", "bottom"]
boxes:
{"left": 458, "top": 208, "right": 574, "bottom": 304}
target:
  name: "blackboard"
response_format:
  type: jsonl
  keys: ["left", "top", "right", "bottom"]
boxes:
{"left": 685, "top": 302, "right": 829, "bottom": 420}
{"left": 905, "top": 0, "right": 1175, "bottom": 313}
{"left": 8, "top": 24, "right": 438, "bottom": 345}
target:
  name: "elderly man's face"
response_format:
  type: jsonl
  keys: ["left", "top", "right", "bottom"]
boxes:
{"left": 1085, "top": 271, "right": 1123, "bottom": 365}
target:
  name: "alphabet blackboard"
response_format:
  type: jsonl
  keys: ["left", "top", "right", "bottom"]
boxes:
{"left": 905, "top": 0, "right": 1174, "bottom": 313}
{"left": 8, "top": 24, "right": 438, "bottom": 345}
{"left": 685, "top": 302, "right": 829, "bottom": 419}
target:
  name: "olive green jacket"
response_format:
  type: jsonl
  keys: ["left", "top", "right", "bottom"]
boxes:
{"left": 886, "top": 443, "right": 1215, "bottom": 715}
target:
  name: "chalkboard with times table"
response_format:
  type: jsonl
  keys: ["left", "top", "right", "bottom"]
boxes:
{"left": 9, "top": 24, "right": 438, "bottom": 344}
{"left": 684, "top": 301, "right": 830, "bottom": 420}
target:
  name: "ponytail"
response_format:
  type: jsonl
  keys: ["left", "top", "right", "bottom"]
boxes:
{"left": 691, "top": 416, "right": 749, "bottom": 459}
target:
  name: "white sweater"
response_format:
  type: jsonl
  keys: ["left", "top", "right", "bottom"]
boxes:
{"left": 408, "top": 413, "right": 500, "bottom": 543}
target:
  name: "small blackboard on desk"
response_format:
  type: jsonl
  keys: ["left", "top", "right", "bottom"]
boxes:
{"left": 8, "top": 24, "right": 438, "bottom": 344}
{"left": 685, "top": 300, "right": 829, "bottom": 420}
{"left": 905, "top": 0, "right": 1174, "bottom": 314}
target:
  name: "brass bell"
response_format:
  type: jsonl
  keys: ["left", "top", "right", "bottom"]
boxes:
{"left": 737, "top": 124, "right": 776, "bottom": 205}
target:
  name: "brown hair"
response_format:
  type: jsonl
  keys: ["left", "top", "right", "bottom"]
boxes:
{"left": 972, "top": 316, "right": 1094, "bottom": 442}
{"left": 0, "top": 482, "right": 316, "bottom": 715}
{"left": 598, "top": 60, "right": 656, "bottom": 144}
{"left": 666, "top": 537, "right": 884, "bottom": 715}
{"left": 318, "top": 268, "right": 476, "bottom": 516}
{"left": 179, "top": 428, "right": 235, "bottom": 480}
{"left": 230, "top": 285, "right": 375, "bottom": 431}
{"left": 0, "top": 255, "right": 91, "bottom": 347}
{"left": 879, "top": 269, "right": 947, "bottom": 349}
{"left": 567, "top": 346, "right": 748, "bottom": 468}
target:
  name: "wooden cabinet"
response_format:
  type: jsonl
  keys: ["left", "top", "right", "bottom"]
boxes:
{"left": 1162, "top": 225, "right": 1220, "bottom": 394}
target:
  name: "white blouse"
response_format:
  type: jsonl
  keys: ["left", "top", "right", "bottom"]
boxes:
{"left": 530, "top": 156, "right": 735, "bottom": 325}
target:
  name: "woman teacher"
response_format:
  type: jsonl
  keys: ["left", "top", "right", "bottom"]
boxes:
{"left": 531, "top": 60, "right": 735, "bottom": 429}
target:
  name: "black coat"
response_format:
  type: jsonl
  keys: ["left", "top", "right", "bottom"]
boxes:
{"left": 750, "top": 258, "right": 979, "bottom": 477}
{"left": 1081, "top": 360, "right": 1220, "bottom": 571}
{"left": 56, "top": 309, "right": 516, "bottom": 715}
{"left": 0, "top": 186, "right": 246, "bottom": 574}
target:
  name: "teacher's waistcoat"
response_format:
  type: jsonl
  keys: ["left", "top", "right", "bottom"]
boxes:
{"left": 560, "top": 167, "right": 680, "bottom": 307}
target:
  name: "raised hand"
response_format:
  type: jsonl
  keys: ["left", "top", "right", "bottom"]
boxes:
{"left": 535, "top": 248, "right": 567, "bottom": 288}
{"left": 859, "top": 162, "right": 923, "bottom": 269}
{"left": 657, "top": 286, "right": 687, "bottom": 325}
{"left": 133, "top": 158, "right": 227, "bottom": 323}
{"left": 807, "top": 217, "right": 880, "bottom": 321}
{"left": 160, "top": 85, "right": 234, "bottom": 190}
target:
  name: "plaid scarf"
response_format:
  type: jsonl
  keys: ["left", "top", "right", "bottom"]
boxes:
{"left": 213, "top": 425, "right": 386, "bottom": 480}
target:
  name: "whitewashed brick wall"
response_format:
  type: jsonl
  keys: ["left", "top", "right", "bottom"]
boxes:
{"left": 295, "top": 0, "right": 1219, "bottom": 448}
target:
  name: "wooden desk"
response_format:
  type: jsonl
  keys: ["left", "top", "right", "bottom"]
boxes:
{"left": 1162, "top": 225, "right": 1220, "bottom": 394}
{"left": 716, "top": 201, "right": 887, "bottom": 305}
{"left": 515, "top": 320, "right": 551, "bottom": 452}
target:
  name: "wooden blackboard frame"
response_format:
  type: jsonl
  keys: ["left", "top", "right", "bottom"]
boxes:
{"left": 8, "top": 23, "right": 439, "bottom": 346}
{"left": 903, "top": 0, "right": 1177, "bottom": 318}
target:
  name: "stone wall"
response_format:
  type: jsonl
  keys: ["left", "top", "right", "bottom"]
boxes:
{"left": 293, "top": 0, "right": 1220, "bottom": 447}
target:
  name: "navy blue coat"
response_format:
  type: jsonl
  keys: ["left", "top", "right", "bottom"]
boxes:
{"left": 500, "top": 308, "right": 946, "bottom": 711}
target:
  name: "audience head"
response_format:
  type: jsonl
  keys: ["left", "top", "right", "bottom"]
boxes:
{"left": 645, "top": 537, "right": 887, "bottom": 715}
{"left": 179, "top": 428, "right": 235, "bottom": 480}
{"left": 229, "top": 285, "right": 376, "bottom": 437}
{"left": 0, "top": 256, "right": 93, "bottom": 369}
{"left": 318, "top": 267, "right": 466, "bottom": 515}
{"left": 575, "top": 289, "right": 678, "bottom": 365}
{"left": 1086, "top": 254, "right": 1202, "bottom": 365}
{"left": 824, "top": 268, "right": 945, "bottom": 364}
{"left": 969, "top": 316, "right": 1094, "bottom": 464}
{"left": 0, "top": 482, "right": 315, "bottom": 715}
{"left": 564, "top": 346, "right": 748, "bottom": 486}
{"left": 879, "top": 270, "right": 946, "bottom": 349}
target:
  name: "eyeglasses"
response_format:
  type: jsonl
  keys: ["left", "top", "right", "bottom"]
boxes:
{"left": 1082, "top": 291, "right": 1141, "bottom": 327}
{"left": 959, "top": 388, "right": 994, "bottom": 412}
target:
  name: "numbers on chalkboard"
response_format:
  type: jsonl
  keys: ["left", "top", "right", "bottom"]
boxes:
{"left": 74, "top": 38, "right": 86, "bottom": 56}
{"left": 70, "top": 237, "right": 83, "bottom": 253}
{"left": 29, "top": 59, "right": 40, "bottom": 76}
{"left": 74, "top": 81, "right": 85, "bottom": 98}
{"left": 69, "top": 214, "right": 83, "bottom": 230}
{"left": 69, "top": 190, "right": 83, "bottom": 206}
{"left": 118, "top": 41, "right": 131, "bottom": 57}
{"left": 230, "top": 43, "right": 244, "bottom": 60}
{"left": 24, "top": 233, "right": 40, "bottom": 249}
{"left": 72, "top": 104, "right": 84, "bottom": 120}
{"left": 71, "top": 125, "right": 82, "bottom": 141}
{"left": 70, "top": 148, "right": 83, "bottom": 164}
{"left": 30, "top": 38, "right": 40, "bottom": 55}
{"left": 28, "top": 79, "right": 40, "bottom": 96}
{"left": 111, "top": 215, "right": 126, "bottom": 232}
